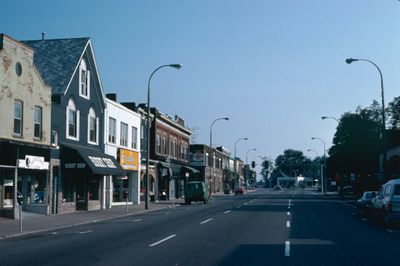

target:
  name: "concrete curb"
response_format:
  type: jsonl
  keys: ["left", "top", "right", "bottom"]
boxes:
{"left": 0, "top": 204, "right": 180, "bottom": 240}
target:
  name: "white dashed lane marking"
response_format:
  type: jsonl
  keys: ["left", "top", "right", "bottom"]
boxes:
{"left": 149, "top": 235, "right": 176, "bottom": 247}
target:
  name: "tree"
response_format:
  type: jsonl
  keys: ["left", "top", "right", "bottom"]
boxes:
{"left": 260, "top": 159, "right": 273, "bottom": 186}
{"left": 274, "top": 149, "right": 311, "bottom": 177}
{"left": 327, "top": 102, "right": 381, "bottom": 179}
{"left": 387, "top": 96, "right": 400, "bottom": 129}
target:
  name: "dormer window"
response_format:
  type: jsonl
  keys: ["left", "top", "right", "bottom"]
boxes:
{"left": 79, "top": 59, "right": 90, "bottom": 99}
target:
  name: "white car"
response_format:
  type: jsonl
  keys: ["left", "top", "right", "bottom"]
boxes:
{"left": 372, "top": 179, "right": 400, "bottom": 223}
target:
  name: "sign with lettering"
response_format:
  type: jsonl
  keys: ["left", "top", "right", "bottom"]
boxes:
{"left": 19, "top": 155, "right": 49, "bottom": 170}
{"left": 119, "top": 149, "right": 139, "bottom": 171}
{"left": 88, "top": 156, "right": 117, "bottom": 169}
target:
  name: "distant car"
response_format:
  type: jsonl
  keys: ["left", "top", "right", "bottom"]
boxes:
{"left": 372, "top": 179, "right": 400, "bottom": 223}
{"left": 235, "top": 187, "right": 244, "bottom": 195}
{"left": 184, "top": 181, "right": 209, "bottom": 204}
{"left": 357, "top": 191, "right": 377, "bottom": 216}
{"left": 273, "top": 185, "right": 282, "bottom": 190}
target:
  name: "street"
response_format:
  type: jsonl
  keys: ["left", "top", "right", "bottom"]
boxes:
{"left": 1, "top": 189, "right": 399, "bottom": 266}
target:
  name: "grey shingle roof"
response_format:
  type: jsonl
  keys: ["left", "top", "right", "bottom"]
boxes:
{"left": 22, "top": 38, "right": 90, "bottom": 94}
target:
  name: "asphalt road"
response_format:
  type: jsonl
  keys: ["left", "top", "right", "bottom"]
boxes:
{"left": 1, "top": 189, "right": 399, "bottom": 266}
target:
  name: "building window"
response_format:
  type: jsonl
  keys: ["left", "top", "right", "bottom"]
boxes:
{"left": 66, "top": 99, "right": 79, "bottom": 140}
{"left": 51, "top": 130, "right": 58, "bottom": 146}
{"left": 15, "top": 62, "right": 22, "bottom": 77}
{"left": 79, "top": 59, "right": 90, "bottom": 99}
{"left": 88, "top": 108, "right": 98, "bottom": 144}
{"left": 13, "top": 100, "right": 23, "bottom": 136}
{"left": 34, "top": 106, "right": 42, "bottom": 139}
{"left": 131, "top": 126, "right": 138, "bottom": 149}
{"left": 108, "top": 117, "right": 116, "bottom": 144}
{"left": 162, "top": 137, "right": 166, "bottom": 155}
{"left": 156, "top": 134, "right": 161, "bottom": 154}
{"left": 120, "top": 122, "right": 128, "bottom": 147}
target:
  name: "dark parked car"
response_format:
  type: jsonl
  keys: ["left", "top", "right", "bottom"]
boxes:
{"left": 184, "top": 181, "right": 209, "bottom": 204}
{"left": 235, "top": 187, "right": 244, "bottom": 195}
{"left": 357, "top": 191, "right": 377, "bottom": 216}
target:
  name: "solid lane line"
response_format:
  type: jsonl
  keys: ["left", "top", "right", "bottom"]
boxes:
{"left": 149, "top": 235, "right": 176, "bottom": 247}
{"left": 200, "top": 218, "right": 214, "bottom": 225}
{"left": 285, "top": 241, "right": 290, "bottom": 257}
{"left": 79, "top": 230, "right": 94, "bottom": 234}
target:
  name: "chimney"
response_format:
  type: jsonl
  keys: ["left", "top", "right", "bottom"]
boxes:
{"left": 41, "top": 32, "right": 46, "bottom": 40}
{"left": 106, "top": 93, "right": 117, "bottom": 101}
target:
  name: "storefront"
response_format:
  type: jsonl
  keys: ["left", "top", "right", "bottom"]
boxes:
{"left": 113, "top": 148, "right": 140, "bottom": 205}
{"left": 59, "top": 143, "right": 125, "bottom": 213}
{"left": 0, "top": 141, "right": 51, "bottom": 219}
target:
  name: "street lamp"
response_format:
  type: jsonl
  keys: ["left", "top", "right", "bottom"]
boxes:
{"left": 346, "top": 57, "right": 386, "bottom": 177}
{"left": 234, "top": 137, "right": 248, "bottom": 160}
{"left": 209, "top": 117, "right": 229, "bottom": 148}
{"left": 307, "top": 149, "right": 319, "bottom": 157}
{"left": 321, "top": 116, "right": 339, "bottom": 123}
{"left": 311, "top": 137, "right": 326, "bottom": 194}
{"left": 145, "top": 64, "right": 182, "bottom": 210}
{"left": 246, "top": 148, "right": 257, "bottom": 165}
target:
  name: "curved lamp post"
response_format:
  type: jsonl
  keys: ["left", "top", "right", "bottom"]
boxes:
{"left": 321, "top": 116, "right": 339, "bottom": 124}
{"left": 208, "top": 117, "right": 229, "bottom": 194}
{"left": 311, "top": 137, "right": 326, "bottom": 194}
{"left": 246, "top": 148, "right": 257, "bottom": 165}
{"left": 234, "top": 137, "right": 248, "bottom": 160}
{"left": 145, "top": 64, "right": 182, "bottom": 210}
{"left": 346, "top": 58, "right": 386, "bottom": 177}
{"left": 210, "top": 117, "right": 229, "bottom": 148}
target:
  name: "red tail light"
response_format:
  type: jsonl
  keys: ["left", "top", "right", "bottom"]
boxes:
{"left": 387, "top": 202, "right": 393, "bottom": 212}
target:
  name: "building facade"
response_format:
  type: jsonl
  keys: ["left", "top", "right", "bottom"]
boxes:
{"left": 0, "top": 34, "right": 52, "bottom": 218}
{"left": 104, "top": 94, "right": 141, "bottom": 207}
{"left": 23, "top": 37, "right": 125, "bottom": 214}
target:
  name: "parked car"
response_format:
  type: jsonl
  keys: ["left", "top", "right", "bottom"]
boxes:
{"left": 356, "top": 191, "right": 377, "bottom": 216}
{"left": 184, "top": 181, "right": 209, "bottom": 204}
{"left": 273, "top": 185, "right": 282, "bottom": 190}
{"left": 235, "top": 187, "right": 244, "bottom": 195}
{"left": 372, "top": 179, "right": 400, "bottom": 223}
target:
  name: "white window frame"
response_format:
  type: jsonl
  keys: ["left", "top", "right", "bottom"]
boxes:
{"left": 66, "top": 99, "right": 79, "bottom": 141}
{"left": 13, "top": 99, "right": 23, "bottom": 136}
{"left": 88, "top": 107, "right": 98, "bottom": 145}
{"left": 120, "top": 122, "right": 128, "bottom": 147}
{"left": 156, "top": 134, "right": 161, "bottom": 154}
{"left": 33, "top": 106, "right": 42, "bottom": 140}
{"left": 79, "top": 59, "right": 90, "bottom": 99}
{"left": 108, "top": 117, "right": 116, "bottom": 144}
{"left": 131, "top": 126, "right": 138, "bottom": 150}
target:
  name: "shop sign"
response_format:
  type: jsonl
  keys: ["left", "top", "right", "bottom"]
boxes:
{"left": 65, "top": 163, "right": 86, "bottom": 169}
{"left": 119, "top": 149, "right": 139, "bottom": 171}
{"left": 88, "top": 156, "right": 117, "bottom": 168}
{"left": 192, "top": 151, "right": 204, "bottom": 162}
{"left": 18, "top": 155, "right": 49, "bottom": 170}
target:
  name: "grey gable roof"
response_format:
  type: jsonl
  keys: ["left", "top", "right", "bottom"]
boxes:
{"left": 22, "top": 38, "right": 90, "bottom": 94}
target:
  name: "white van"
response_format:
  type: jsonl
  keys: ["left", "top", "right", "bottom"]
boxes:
{"left": 372, "top": 179, "right": 400, "bottom": 223}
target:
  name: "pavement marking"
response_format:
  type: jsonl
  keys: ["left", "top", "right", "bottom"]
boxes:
{"left": 387, "top": 229, "right": 395, "bottom": 233}
{"left": 200, "top": 218, "right": 214, "bottom": 225}
{"left": 287, "top": 211, "right": 290, "bottom": 216}
{"left": 337, "top": 201, "right": 357, "bottom": 209}
{"left": 79, "top": 230, "right": 94, "bottom": 234}
{"left": 51, "top": 232, "right": 58, "bottom": 235}
{"left": 134, "top": 219, "right": 142, "bottom": 222}
{"left": 362, "top": 218, "right": 368, "bottom": 222}
{"left": 286, "top": 221, "right": 291, "bottom": 228}
{"left": 149, "top": 234, "right": 176, "bottom": 247}
{"left": 236, "top": 205, "right": 242, "bottom": 209}
{"left": 285, "top": 241, "right": 290, "bottom": 257}
{"left": 224, "top": 210, "right": 231, "bottom": 214}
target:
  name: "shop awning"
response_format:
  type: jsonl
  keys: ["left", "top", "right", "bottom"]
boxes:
{"left": 61, "top": 142, "right": 126, "bottom": 176}
{"left": 183, "top": 165, "right": 200, "bottom": 174}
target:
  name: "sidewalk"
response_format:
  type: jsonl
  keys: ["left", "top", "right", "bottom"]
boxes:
{"left": 0, "top": 199, "right": 184, "bottom": 240}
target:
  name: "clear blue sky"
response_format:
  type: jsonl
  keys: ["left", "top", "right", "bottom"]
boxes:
{"left": 2, "top": 1, "right": 400, "bottom": 166}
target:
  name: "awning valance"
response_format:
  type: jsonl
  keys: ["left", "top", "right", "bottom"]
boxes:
{"left": 183, "top": 165, "right": 200, "bottom": 174}
{"left": 61, "top": 142, "right": 126, "bottom": 176}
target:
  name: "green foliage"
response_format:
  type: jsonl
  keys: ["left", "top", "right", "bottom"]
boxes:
{"left": 387, "top": 96, "right": 400, "bottom": 129}
{"left": 274, "top": 149, "right": 312, "bottom": 176}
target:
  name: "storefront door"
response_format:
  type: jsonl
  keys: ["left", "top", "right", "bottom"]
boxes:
{"left": 76, "top": 177, "right": 87, "bottom": 211}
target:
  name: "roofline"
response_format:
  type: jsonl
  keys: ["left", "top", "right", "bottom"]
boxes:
{"left": 1, "top": 33, "right": 34, "bottom": 52}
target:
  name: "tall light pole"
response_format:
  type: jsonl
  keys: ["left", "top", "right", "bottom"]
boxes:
{"left": 209, "top": 117, "right": 229, "bottom": 194}
{"left": 311, "top": 137, "right": 326, "bottom": 194}
{"left": 145, "top": 64, "right": 182, "bottom": 210}
{"left": 234, "top": 137, "right": 248, "bottom": 160}
{"left": 308, "top": 149, "right": 321, "bottom": 191}
{"left": 233, "top": 137, "right": 247, "bottom": 192}
{"left": 346, "top": 58, "right": 386, "bottom": 177}
{"left": 246, "top": 148, "right": 257, "bottom": 165}
{"left": 321, "top": 116, "right": 339, "bottom": 124}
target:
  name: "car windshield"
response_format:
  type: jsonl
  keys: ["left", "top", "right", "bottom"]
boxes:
{"left": 394, "top": 185, "right": 400, "bottom": 196}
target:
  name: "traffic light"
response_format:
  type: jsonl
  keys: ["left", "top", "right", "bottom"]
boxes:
{"left": 251, "top": 161, "right": 255, "bottom": 168}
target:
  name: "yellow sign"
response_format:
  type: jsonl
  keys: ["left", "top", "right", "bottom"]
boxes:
{"left": 119, "top": 149, "right": 139, "bottom": 171}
